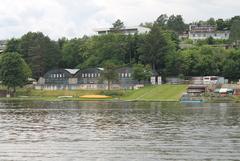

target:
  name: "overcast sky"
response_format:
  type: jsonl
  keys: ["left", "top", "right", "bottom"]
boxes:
{"left": 0, "top": 0, "right": 239, "bottom": 40}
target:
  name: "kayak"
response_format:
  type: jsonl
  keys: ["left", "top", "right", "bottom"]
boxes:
{"left": 80, "top": 95, "right": 112, "bottom": 99}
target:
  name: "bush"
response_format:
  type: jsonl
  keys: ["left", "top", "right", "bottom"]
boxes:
{"left": 100, "top": 90, "right": 125, "bottom": 97}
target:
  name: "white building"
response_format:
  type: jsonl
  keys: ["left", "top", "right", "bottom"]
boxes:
{"left": 0, "top": 40, "right": 7, "bottom": 53}
{"left": 188, "top": 25, "right": 230, "bottom": 40}
{"left": 94, "top": 26, "right": 150, "bottom": 35}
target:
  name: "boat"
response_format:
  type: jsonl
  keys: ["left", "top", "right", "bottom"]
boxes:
{"left": 180, "top": 93, "right": 205, "bottom": 103}
{"left": 80, "top": 95, "right": 112, "bottom": 99}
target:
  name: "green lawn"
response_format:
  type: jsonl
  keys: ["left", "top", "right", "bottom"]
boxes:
{"left": 121, "top": 85, "right": 188, "bottom": 101}
{"left": 9, "top": 85, "right": 187, "bottom": 102}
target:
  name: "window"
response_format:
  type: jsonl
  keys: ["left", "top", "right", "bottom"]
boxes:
{"left": 63, "top": 74, "right": 65, "bottom": 78}
{"left": 85, "top": 73, "right": 87, "bottom": 77}
{"left": 98, "top": 73, "right": 100, "bottom": 77}
{"left": 91, "top": 73, "right": 94, "bottom": 78}
{"left": 121, "top": 73, "right": 124, "bottom": 78}
{"left": 125, "top": 73, "right": 128, "bottom": 77}
{"left": 82, "top": 74, "right": 84, "bottom": 78}
{"left": 88, "top": 74, "right": 91, "bottom": 78}
{"left": 129, "top": 73, "right": 131, "bottom": 77}
{"left": 54, "top": 74, "right": 56, "bottom": 78}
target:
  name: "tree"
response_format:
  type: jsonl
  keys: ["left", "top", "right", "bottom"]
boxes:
{"left": 206, "top": 18, "right": 216, "bottom": 26}
{"left": 167, "top": 15, "right": 186, "bottom": 34}
{"left": 59, "top": 38, "right": 86, "bottom": 68}
{"left": 132, "top": 64, "right": 152, "bottom": 83}
{"left": 216, "top": 19, "right": 227, "bottom": 30}
{"left": 140, "top": 22, "right": 153, "bottom": 28}
{"left": 80, "top": 34, "right": 133, "bottom": 68}
{"left": 101, "top": 62, "right": 118, "bottom": 90}
{"left": 112, "top": 19, "right": 125, "bottom": 31}
{"left": 5, "top": 38, "right": 21, "bottom": 53}
{"left": 229, "top": 20, "right": 240, "bottom": 45}
{"left": 19, "top": 32, "right": 61, "bottom": 78}
{"left": 223, "top": 49, "right": 240, "bottom": 80}
{"left": 206, "top": 36, "right": 215, "bottom": 45}
{"left": 139, "top": 24, "right": 176, "bottom": 74}
{"left": 0, "top": 52, "right": 31, "bottom": 95}
{"left": 155, "top": 14, "right": 168, "bottom": 27}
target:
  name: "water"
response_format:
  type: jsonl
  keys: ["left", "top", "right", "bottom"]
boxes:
{"left": 0, "top": 101, "right": 240, "bottom": 161}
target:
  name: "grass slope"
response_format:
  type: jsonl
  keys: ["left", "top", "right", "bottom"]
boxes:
{"left": 9, "top": 85, "right": 187, "bottom": 102}
{"left": 121, "top": 85, "right": 187, "bottom": 101}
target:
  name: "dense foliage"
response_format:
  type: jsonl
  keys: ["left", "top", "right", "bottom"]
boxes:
{"left": 4, "top": 15, "right": 240, "bottom": 81}
{"left": 0, "top": 52, "right": 31, "bottom": 93}
{"left": 101, "top": 62, "right": 118, "bottom": 90}
{"left": 6, "top": 32, "right": 60, "bottom": 78}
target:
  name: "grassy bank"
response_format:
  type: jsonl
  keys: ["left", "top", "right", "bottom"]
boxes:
{"left": 121, "top": 85, "right": 188, "bottom": 101}
{"left": 0, "top": 85, "right": 188, "bottom": 102}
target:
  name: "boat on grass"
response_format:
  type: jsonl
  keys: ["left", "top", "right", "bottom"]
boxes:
{"left": 80, "top": 95, "right": 112, "bottom": 99}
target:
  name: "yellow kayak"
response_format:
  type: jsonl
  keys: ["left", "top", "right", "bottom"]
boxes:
{"left": 80, "top": 95, "right": 112, "bottom": 99}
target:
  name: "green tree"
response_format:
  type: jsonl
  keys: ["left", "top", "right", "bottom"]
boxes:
{"left": 139, "top": 24, "right": 176, "bottom": 73}
{"left": 140, "top": 22, "right": 153, "bottom": 28}
{"left": 167, "top": 15, "right": 186, "bottom": 34}
{"left": 229, "top": 20, "right": 240, "bottom": 45}
{"left": 80, "top": 34, "right": 133, "bottom": 68}
{"left": 59, "top": 38, "right": 86, "bottom": 68}
{"left": 206, "top": 36, "right": 215, "bottom": 45}
{"left": 0, "top": 52, "right": 31, "bottom": 95}
{"left": 206, "top": 18, "right": 216, "bottom": 26}
{"left": 223, "top": 49, "right": 240, "bottom": 80}
{"left": 112, "top": 19, "right": 125, "bottom": 32}
{"left": 19, "top": 32, "right": 61, "bottom": 78}
{"left": 216, "top": 19, "right": 228, "bottom": 30}
{"left": 155, "top": 14, "right": 168, "bottom": 27}
{"left": 132, "top": 64, "right": 152, "bottom": 83}
{"left": 5, "top": 38, "right": 21, "bottom": 53}
{"left": 102, "top": 62, "right": 118, "bottom": 90}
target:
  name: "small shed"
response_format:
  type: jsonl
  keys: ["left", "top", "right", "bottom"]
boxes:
{"left": 187, "top": 85, "right": 207, "bottom": 95}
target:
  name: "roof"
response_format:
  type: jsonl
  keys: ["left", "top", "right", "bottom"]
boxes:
{"left": 188, "top": 85, "right": 207, "bottom": 89}
{"left": 94, "top": 26, "right": 150, "bottom": 32}
{"left": 97, "top": 68, "right": 104, "bottom": 71}
{"left": 65, "top": 69, "right": 79, "bottom": 75}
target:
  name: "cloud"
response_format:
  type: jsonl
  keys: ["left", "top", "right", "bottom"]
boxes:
{"left": 0, "top": 0, "right": 239, "bottom": 40}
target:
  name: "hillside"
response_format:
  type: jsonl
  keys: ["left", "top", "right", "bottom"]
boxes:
{"left": 121, "top": 85, "right": 188, "bottom": 101}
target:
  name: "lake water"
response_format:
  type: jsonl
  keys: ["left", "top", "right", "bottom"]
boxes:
{"left": 0, "top": 101, "right": 240, "bottom": 161}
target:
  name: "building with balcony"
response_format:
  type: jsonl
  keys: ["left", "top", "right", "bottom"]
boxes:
{"left": 94, "top": 26, "right": 150, "bottom": 35}
{"left": 188, "top": 25, "right": 230, "bottom": 40}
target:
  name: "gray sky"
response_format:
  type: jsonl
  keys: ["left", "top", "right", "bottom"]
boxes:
{"left": 0, "top": 0, "right": 239, "bottom": 40}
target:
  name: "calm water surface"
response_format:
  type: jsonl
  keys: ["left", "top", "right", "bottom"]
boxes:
{"left": 0, "top": 101, "right": 240, "bottom": 161}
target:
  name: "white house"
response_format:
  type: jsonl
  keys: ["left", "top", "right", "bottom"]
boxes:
{"left": 94, "top": 26, "right": 150, "bottom": 35}
{"left": 0, "top": 40, "right": 7, "bottom": 53}
{"left": 188, "top": 25, "right": 230, "bottom": 40}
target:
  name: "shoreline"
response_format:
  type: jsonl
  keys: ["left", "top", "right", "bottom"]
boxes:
{"left": 0, "top": 96, "right": 238, "bottom": 103}
{"left": 0, "top": 84, "right": 238, "bottom": 103}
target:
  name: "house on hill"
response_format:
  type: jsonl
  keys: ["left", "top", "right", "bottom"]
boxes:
{"left": 188, "top": 25, "right": 230, "bottom": 40}
{"left": 94, "top": 26, "right": 150, "bottom": 35}
{"left": 0, "top": 40, "right": 7, "bottom": 53}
